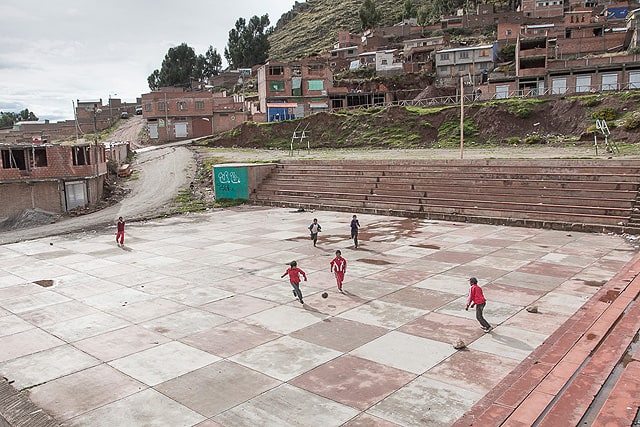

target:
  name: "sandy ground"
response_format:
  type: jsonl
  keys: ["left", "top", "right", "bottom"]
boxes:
{"left": 193, "top": 144, "right": 638, "bottom": 163}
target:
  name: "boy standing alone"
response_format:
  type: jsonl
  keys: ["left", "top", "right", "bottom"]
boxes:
{"left": 308, "top": 218, "right": 321, "bottom": 247}
{"left": 330, "top": 250, "right": 347, "bottom": 292}
{"left": 350, "top": 215, "right": 360, "bottom": 248}
{"left": 465, "top": 277, "right": 492, "bottom": 333}
{"left": 281, "top": 261, "right": 307, "bottom": 305}
{"left": 116, "top": 216, "right": 125, "bottom": 246}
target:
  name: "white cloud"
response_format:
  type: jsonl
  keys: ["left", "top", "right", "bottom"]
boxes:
{"left": 0, "top": 0, "right": 297, "bottom": 121}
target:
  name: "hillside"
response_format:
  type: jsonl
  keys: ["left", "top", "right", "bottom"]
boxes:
{"left": 268, "top": 0, "right": 431, "bottom": 62}
{"left": 204, "top": 92, "right": 640, "bottom": 150}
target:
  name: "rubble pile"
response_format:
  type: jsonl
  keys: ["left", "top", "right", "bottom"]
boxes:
{"left": 0, "top": 209, "right": 60, "bottom": 231}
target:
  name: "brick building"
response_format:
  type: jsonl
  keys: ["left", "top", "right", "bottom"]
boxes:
{"left": 435, "top": 44, "right": 496, "bottom": 84}
{"left": 140, "top": 88, "right": 247, "bottom": 142}
{"left": 257, "top": 60, "right": 333, "bottom": 121}
{"left": 0, "top": 142, "right": 107, "bottom": 219}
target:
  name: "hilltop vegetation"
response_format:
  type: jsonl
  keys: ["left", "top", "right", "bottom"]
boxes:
{"left": 269, "top": 0, "right": 427, "bottom": 61}
{"left": 203, "top": 92, "right": 640, "bottom": 150}
{"left": 268, "top": 0, "right": 510, "bottom": 62}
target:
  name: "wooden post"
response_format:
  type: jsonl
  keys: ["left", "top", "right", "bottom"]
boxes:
{"left": 460, "top": 75, "right": 464, "bottom": 159}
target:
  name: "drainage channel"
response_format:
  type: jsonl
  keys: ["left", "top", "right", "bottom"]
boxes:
{"left": 531, "top": 296, "right": 638, "bottom": 427}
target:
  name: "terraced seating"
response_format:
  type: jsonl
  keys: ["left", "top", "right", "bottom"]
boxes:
{"left": 250, "top": 159, "right": 640, "bottom": 234}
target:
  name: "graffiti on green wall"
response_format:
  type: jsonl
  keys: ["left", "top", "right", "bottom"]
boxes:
{"left": 214, "top": 166, "right": 249, "bottom": 199}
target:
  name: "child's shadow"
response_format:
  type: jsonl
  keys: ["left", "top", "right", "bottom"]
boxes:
{"left": 120, "top": 245, "right": 133, "bottom": 252}
{"left": 303, "top": 304, "right": 327, "bottom": 318}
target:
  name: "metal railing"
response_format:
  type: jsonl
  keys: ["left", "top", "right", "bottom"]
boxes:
{"left": 326, "top": 82, "right": 640, "bottom": 112}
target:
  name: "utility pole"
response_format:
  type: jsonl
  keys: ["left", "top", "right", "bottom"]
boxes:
{"left": 93, "top": 104, "right": 101, "bottom": 179}
{"left": 460, "top": 75, "right": 464, "bottom": 159}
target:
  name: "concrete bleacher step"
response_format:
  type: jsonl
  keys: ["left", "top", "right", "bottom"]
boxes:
{"left": 250, "top": 159, "right": 640, "bottom": 234}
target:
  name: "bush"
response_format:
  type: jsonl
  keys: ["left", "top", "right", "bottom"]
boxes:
{"left": 523, "top": 133, "right": 544, "bottom": 144}
{"left": 591, "top": 107, "right": 617, "bottom": 121}
{"left": 580, "top": 95, "right": 603, "bottom": 107}
{"left": 508, "top": 105, "right": 532, "bottom": 118}
{"left": 618, "top": 111, "right": 640, "bottom": 130}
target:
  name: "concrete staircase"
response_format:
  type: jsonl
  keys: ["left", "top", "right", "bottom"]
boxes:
{"left": 250, "top": 159, "right": 640, "bottom": 234}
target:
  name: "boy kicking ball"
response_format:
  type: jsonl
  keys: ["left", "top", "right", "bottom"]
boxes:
{"left": 281, "top": 261, "right": 307, "bottom": 305}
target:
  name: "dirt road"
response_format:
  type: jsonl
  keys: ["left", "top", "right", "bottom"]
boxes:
{"left": 0, "top": 141, "right": 196, "bottom": 246}
{"left": 109, "top": 115, "right": 147, "bottom": 149}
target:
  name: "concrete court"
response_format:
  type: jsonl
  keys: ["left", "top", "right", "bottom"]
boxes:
{"left": 0, "top": 205, "right": 635, "bottom": 427}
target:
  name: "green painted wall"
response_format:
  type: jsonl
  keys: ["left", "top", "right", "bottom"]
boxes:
{"left": 213, "top": 166, "right": 249, "bottom": 199}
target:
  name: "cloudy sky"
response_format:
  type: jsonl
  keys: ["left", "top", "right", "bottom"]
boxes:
{"left": 0, "top": 0, "right": 296, "bottom": 122}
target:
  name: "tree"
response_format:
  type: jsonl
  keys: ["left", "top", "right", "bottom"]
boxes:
{"left": 0, "top": 109, "right": 38, "bottom": 129}
{"left": 402, "top": 0, "right": 417, "bottom": 19}
{"left": 203, "top": 46, "right": 223, "bottom": 78}
{"left": 417, "top": 5, "right": 430, "bottom": 28}
{"left": 194, "top": 46, "right": 223, "bottom": 82}
{"left": 359, "top": 0, "right": 381, "bottom": 31}
{"left": 147, "top": 43, "right": 199, "bottom": 90}
{"left": 224, "top": 15, "right": 272, "bottom": 69}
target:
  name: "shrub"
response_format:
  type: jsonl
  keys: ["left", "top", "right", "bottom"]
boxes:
{"left": 580, "top": 96, "right": 603, "bottom": 107}
{"left": 523, "top": 133, "right": 544, "bottom": 144}
{"left": 618, "top": 111, "right": 640, "bottom": 130}
{"left": 508, "top": 105, "right": 532, "bottom": 118}
{"left": 591, "top": 107, "right": 617, "bottom": 121}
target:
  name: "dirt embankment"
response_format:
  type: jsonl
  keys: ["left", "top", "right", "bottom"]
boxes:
{"left": 205, "top": 93, "right": 640, "bottom": 149}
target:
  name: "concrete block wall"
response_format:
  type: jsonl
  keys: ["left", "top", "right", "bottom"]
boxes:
{"left": 0, "top": 181, "right": 62, "bottom": 218}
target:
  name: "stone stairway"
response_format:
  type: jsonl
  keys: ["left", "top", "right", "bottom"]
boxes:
{"left": 250, "top": 159, "right": 640, "bottom": 234}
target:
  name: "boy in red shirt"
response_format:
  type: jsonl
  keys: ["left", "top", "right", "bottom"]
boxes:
{"left": 116, "top": 216, "right": 125, "bottom": 246}
{"left": 330, "top": 250, "right": 347, "bottom": 292}
{"left": 465, "top": 277, "right": 492, "bottom": 332}
{"left": 281, "top": 260, "right": 307, "bottom": 305}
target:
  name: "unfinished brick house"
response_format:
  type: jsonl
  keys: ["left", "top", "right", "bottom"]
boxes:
{"left": 486, "top": 2, "right": 638, "bottom": 98}
{"left": 0, "top": 141, "right": 107, "bottom": 220}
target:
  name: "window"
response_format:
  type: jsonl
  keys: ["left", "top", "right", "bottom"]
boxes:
{"left": 177, "top": 101, "right": 186, "bottom": 111}
{"left": 480, "top": 50, "right": 489, "bottom": 56}
{"left": 459, "top": 51, "right": 469, "bottom": 59}
{"left": 144, "top": 103, "right": 152, "bottom": 112}
{"left": 292, "top": 65, "right": 302, "bottom": 76}
{"left": 158, "top": 102, "right": 166, "bottom": 111}
{"left": 269, "top": 80, "right": 285, "bottom": 92}
{"left": 458, "top": 64, "right": 467, "bottom": 72}
{"left": 506, "top": 29, "right": 512, "bottom": 36}
{"left": 33, "top": 148, "right": 47, "bottom": 167}
{"left": 72, "top": 146, "right": 90, "bottom": 166}
{"left": 269, "top": 66, "right": 284, "bottom": 75}
{"left": 308, "top": 80, "right": 324, "bottom": 91}
{"left": 307, "top": 64, "right": 324, "bottom": 73}
{"left": 195, "top": 101, "right": 205, "bottom": 110}
{"left": 440, "top": 53, "right": 450, "bottom": 60}
{"left": 2, "top": 149, "right": 26, "bottom": 169}
{"left": 381, "top": 59, "right": 388, "bottom": 65}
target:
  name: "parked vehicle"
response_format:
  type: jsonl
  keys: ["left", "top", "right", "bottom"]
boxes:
{"left": 120, "top": 112, "right": 129, "bottom": 119}
{"left": 135, "top": 105, "right": 142, "bottom": 115}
